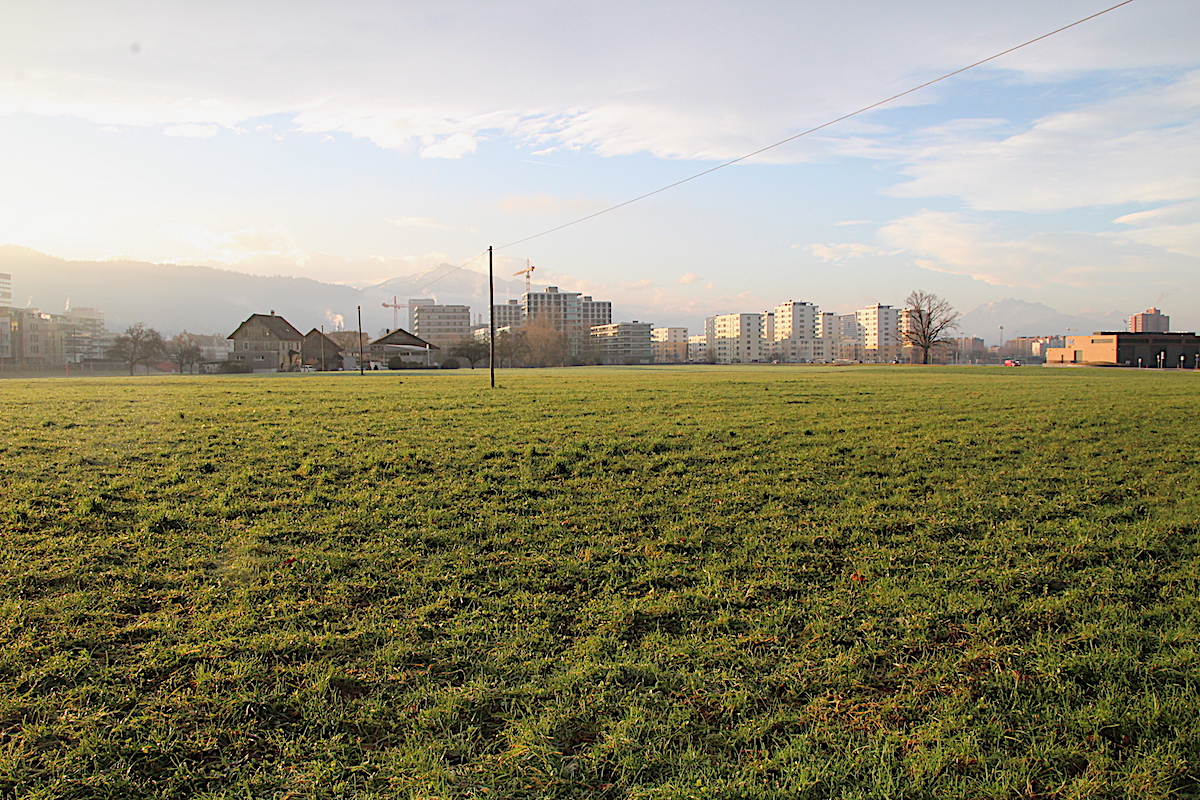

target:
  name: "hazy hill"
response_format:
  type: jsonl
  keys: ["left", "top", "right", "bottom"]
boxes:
{"left": 0, "top": 247, "right": 529, "bottom": 337}
{"left": 362, "top": 265, "right": 524, "bottom": 328}
{"left": 957, "top": 298, "right": 1130, "bottom": 341}
{"left": 0, "top": 246, "right": 367, "bottom": 336}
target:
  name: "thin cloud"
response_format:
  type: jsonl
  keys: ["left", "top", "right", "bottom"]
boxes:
{"left": 3, "top": 2, "right": 1193, "bottom": 160}
{"left": 163, "top": 123, "right": 219, "bottom": 138}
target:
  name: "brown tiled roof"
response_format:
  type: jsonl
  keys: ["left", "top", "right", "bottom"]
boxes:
{"left": 228, "top": 313, "right": 304, "bottom": 340}
{"left": 369, "top": 328, "right": 439, "bottom": 350}
{"left": 303, "top": 328, "right": 344, "bottom": 351}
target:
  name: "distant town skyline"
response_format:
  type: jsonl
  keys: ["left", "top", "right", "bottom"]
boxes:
{"left": 2, "top": 1, "right": 1197, "bottom": 330}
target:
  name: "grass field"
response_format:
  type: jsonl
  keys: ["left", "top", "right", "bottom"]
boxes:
{"left": 1, "top": 365, "right": 1198, "bottom": 799}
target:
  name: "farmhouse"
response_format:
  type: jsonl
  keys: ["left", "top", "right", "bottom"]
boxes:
{"left": 227, "top": 312, "right": 305, "bottom": 372}
{"left": 1045, "top": 331, "right": 1200, "bottom": 367}
{"left": 368, "top": 328, "right": 439, "bottom": 367}
{"left": 302, "top": 328, "right": 343, "bottom": 371}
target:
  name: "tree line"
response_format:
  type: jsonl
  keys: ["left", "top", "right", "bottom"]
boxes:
{"left": 107, "top": 325, "right": 205, "bottom": 374}
{"left": 106, "top": 290, "right": 960, "bottom": 374}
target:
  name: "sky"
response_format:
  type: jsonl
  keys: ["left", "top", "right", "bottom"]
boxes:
{"left": 1, "top": 0, "right": 1198, "bottom": 330}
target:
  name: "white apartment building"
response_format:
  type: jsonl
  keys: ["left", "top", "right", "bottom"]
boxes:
{"left": 705, "top": 313, "right": 766, "bottom": 363}
{"left": 0, "top": 272, "right": 10, "bottom": 308}
{"left": 856, "top": 303, "right": 901, "bottom": 363}
{"left": 688, "top": 334, "right": 709, "bottom": 362}
{"left": 651, "top": 327, "right": 689, "bottom": 363}
{"left": 770, "top": 300, "right": 831, "bottom": 362}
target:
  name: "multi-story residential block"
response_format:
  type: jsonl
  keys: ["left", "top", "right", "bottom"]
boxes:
{"left": 227, "top": 312, "right": 305, "bottom": 372}
{"left": 0, "top": 272, "right": 10, "bottom": 308}
{"left": 0, "top": 311, "right": 10, "bottom": 362}
{"left": 830, "top": 313, "right": 862, "bottom": 361}
{"left": 770, "top": 300, "right": 829, "bottom": 362}
{"left": 1129, "top": 308, "right": 1170, "bottom": 333}
{"left": 705, "top": 313, "right": 766, "bottom": 363}
{"left": 580, "top": 297, "right": 612, "bottom": 329}
{"left": 855, "top": 303, "right": 901, "bottom": 363}
{"left": 407, "top": 298, "right": 434, "bottom": 330}
{"left": 651, "top": 327, "right": 689, "bottom": 363}
{"left": 591, "top": 321, "right": 653, "bottom": 365}
{"left": 525, "top": 286, "right": 595, "bottom": 355}
{"left": 688, "top": 333, "right": 709, "bottom": 362}
{"left": 492, "top": 299, "right": 524, "bottom": 329}
{"left": 525, "top": 286, "right": 583, "bottom": 331}
{"left": 1004, "top": 336, "right": 1065, "bottom": 360}
{"left": 410, "top": 301, "right": 471, "bottom": 358}
{"left": 0, "top": 304, "right": 114, "bottom": 369}
{"left": 62, "top": 306, "right": 110, "bottom": 363}
{"left": 949, "top": 337, "right": 988, "bottom": 364}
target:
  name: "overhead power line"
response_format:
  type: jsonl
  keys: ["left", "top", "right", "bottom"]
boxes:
{"left": 496, "top": 0, "right": 1135, "bottom": 251}
{"left": 413, "top": 0, "right": 1134, "bottom": 294}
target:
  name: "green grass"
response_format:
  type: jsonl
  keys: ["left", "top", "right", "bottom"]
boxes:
{"left": 1, "top": 365, "right": 1198, "bottom": 799}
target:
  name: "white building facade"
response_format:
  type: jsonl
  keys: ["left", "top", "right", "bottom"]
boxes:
{"left": 651, "top": 327, "right": 689, "bottom": 363}
{"left": 705, "top": 313, "right": 767, "bottom": 363}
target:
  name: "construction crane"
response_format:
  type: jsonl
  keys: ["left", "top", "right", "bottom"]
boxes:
{"left": 382, "top": 296, "right": 403, "bottom": 332}
{"left": 513, "top": 260, "right": 535, "bottom": 296}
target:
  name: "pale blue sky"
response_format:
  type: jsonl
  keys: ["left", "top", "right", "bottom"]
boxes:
{"left": 1, "top": 0, "right": 1197, "bottom": 330}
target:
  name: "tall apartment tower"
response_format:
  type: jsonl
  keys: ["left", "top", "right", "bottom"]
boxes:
{"left": 705, "top": 313, "right": 765, "bottom": 363}
{"left": 0, "top": 272, "right": 10, "bottom": 308}
{"left": 771, "top": 300, "right": 826, "bottom": 362}
{"left": 524, "top": 286, "right": 598, "bottom": 355}
{"left": 855, "top": 303, "right": 901, "bottom": 363}
{"left": 1130, "top": 308, "right": 1169, "bottom": 333}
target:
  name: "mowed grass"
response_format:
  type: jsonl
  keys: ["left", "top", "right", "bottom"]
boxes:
{"left": 1, "top": 365, "right": 1199, "bottom": 799}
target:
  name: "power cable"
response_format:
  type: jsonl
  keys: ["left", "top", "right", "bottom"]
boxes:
{"left": 411, "top": 0, "right": 1133, "bottom": 294}
{"left": 496, "top": 0, "right": 1134, "bottom": 251}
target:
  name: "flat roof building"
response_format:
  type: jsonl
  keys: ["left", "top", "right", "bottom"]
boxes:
{"left": 1045, "top": 331, "right": 1200, "bottom": 368}
{"left": 1129, "top": 308, "right": 1170, "bottom": 333}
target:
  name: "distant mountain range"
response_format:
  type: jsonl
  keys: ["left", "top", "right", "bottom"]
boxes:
{"left": 956, "top": 298, "right": 1132, "bottom": 342}
{"left": 1, "top": 246, "right": 1137, "bottom": 340}
{"left": 0, "top": 246, "right": 521, "bottom": 336}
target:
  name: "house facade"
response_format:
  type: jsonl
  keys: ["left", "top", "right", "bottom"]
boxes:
{"left": 227, "top": 313, "right": 304, "bottom": 372}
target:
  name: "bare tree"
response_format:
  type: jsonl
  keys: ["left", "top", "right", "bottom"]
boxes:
{"left": 108, "top": 323, "right": 167, "bottom": 374}
{"left": 523, "top": 321, "right": 569, "bottom": 367}
{"left": 903, "top": 291, "right": 958, "bottom": 365}
{"left": 493, "top": 329, "right": 529, "bottom": 368}
{"left": 167, "top": 332, "right": 204, "bottom": 374}
{"left": 449, "top": 337, "right": 489, "bottom": 369}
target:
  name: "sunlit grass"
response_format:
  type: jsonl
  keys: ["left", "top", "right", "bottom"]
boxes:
{"left": 1, "top": 366, "right": 1198, "bottom": 798}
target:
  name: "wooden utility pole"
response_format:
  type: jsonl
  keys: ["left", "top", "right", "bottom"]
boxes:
{"left": 488, "top": 246, "right": 496, "bottom": 388}
{"left": 357, "top": 306, "right": 365, "bottom": 375}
